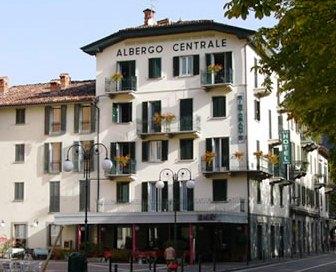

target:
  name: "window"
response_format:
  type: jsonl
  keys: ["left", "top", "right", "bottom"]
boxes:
{"left": 212, "top": 96, "right": 226, "bottom": 117}
{"left": 79, "top": 180, "right": 90, "bottom": 212}
{"left": 142, "top": 101, "right": 161, "bottom": 133}
{"left": 205, "top": 137, "right": 230, "bottom": 170}
{"left": 257, "top": 181, "right": 261, "bottom": 204}
{"left": 49, "top": 181, "right": 60, "bottom": 212}
{"left": 44, "top": 142, "right": 62, "bottom": 174}
{"left": 173, "top": 55, "right": 199, "bottom": 77}
{"left": 205, "top": 52, "right": 233, "bottom": 84}
{"left": 73, "top": 141, "right": 94, "bottom": 172}
{"left": 112, "top": 103, "right": 132, "bottom": 123}
{"left": 254, "top": 100, "right": 260, "bottom": 121}
{"left": 180, "top": 98, "right": 193, "bottom": 131}
{"left": 48, "top": 224, "right": 62, "bottom": 246}
{"left": 110, "top": 142, "right": 136, "bottom": 174}
{"left": 14, "top": 182, "right": 24, "bottom": 201}
{"left": 213, "top": 180, "right": 227, "bottom": 201}
{"left": 117, "top": 182, "right": 129, "bottom": 203}
{"left": 280, "top": 185, "right": 284, "bottom": 207}
{"left": 148, "top": 58, "right": 161, "bottom": 79}
{"left": 254, "top": 57, "right": 258, "bottom": 88}
{"left": 142, "top": 140, "right": 168, "bottom": 162}
{"left": 16, "top": 109, "right": 25, "bottom": 124}
{"left": 180, "top": 139, "right": 193, "bottom": 160}
{"left": 45, "top": 105, "right": 67, "bottom": 135}
{"left": 15, "top": 144, "right": 25, "bottom": 162}
{"left": 74, "top": 104, "right": 95, "bottom": 133}
{"left": 14, "top": 224, "right": 27, "bottom": 247}
{"left": 270, "top": 184, "right": 274, "bottom": 205}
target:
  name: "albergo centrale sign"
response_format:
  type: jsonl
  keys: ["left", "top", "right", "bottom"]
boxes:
{"left": 116, "top": 39, "right": 227, "bottom": 57}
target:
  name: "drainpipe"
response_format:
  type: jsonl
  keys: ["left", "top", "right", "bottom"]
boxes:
{"left": 244, "top": 42, "right": 251, "bottom": 264}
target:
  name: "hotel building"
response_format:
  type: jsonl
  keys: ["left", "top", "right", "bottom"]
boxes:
{"left": 0, "top": 9, "right": 330, "bottom": 262}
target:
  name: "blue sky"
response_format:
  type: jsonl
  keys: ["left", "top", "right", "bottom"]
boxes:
{"left": 0, "top": 0, "right": 276, "bottom": 85}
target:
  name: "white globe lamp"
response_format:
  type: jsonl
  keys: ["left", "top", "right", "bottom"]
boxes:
{"left": 186, "top": 179, "right": 195, "bottom": 189}
{"left": 102, "top": 158, "right": 113, "bottom": 171}
{"left": 63, "top": 159, "right": 74, "bottom": 172}
{"left": 155, "top": 180, "right": 165, "bottom": 189}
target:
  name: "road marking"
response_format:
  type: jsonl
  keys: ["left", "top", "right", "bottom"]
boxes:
{"left": 237, "top": 254, "right": 331, "bottom": 271}
{"left": 293, "top": 260, "right": 336, "bottom": 272}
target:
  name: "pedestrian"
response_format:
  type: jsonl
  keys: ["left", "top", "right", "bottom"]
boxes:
{"left": 164, "top": 244, "right": 176, "bottom": 264}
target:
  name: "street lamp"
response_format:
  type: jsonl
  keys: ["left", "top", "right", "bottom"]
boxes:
{"left": 63, "top": 143, "right": 112, "bottom": 260}
{"left": 156, "top": 168, "right": 195, "bottom": 249}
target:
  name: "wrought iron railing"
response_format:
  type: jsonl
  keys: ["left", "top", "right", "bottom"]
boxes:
{"left": 98, "top": 197, "right": 246, "bottom": 214}
{"left": 106, "top": 160, "right": 136, "bottom": 175}
{"left": 105, "top": 76, "right": 137, "bottom": 93}
{"left": 201, "top": 70, "right": 233, "bottom": 86}
{"left": 138, "top": 115, "right": 201, "bottom": 134}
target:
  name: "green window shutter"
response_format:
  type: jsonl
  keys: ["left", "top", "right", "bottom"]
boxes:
{"left": 149, "top": 58, "right": 162, "bottom": 78}
{"left": 142, "top": 141, "right": 149, "bottom": 162}
{"left": 180, "top": 139, "right": 193, "bottom": 160}
{"left": 187, "top": 187, "right": 194, "bottom": 211}
{"left": 155, "top": 58, "right": 161, "bottom": 78}
{"left": 128, "top": 103, "right": 132, "bottom": 122}
{"left": 61, "top": 105, "right": 67, "bottom": 132}
{"left": 152, "top": 101, "right": 161, "bottom": 132}
{"left": 206, "top": 138, "right": 212, "bottom": 152}
{"left": 225, "top": 52, "right": 233, "bottom": 82}
{"left": 173, "top": 56, "right": 179, "bottom": 77}
{"left": 173, "top": 182, "right": 180, "bottom": 211}
{"left": 162, "top": 181, "right": 168, "bottom": 211}
{"left": 74, "top": 104, "right": 80, "bottom": 133}
{"left": 141, "top": 182, "right": 148, "bottom": 212}
{"left": 206, "top": 53, "right": 212, "bottom": 66}
{"left": 110, "top": 143, "right": 117, "bottom": 174}
{"left": 44, "top": 143, "right": 50, "bottom": 173}
{"left": 112, "top": 104, "right": 118, "bottom": 123}
{"left": 161, "top": 140, "right": 168, "bottom": 161}
{"left": 124, "top": 183, "right": 129, "bottom": 203}
{"left": 213, "top": 96, "right": 226, "bottom": 117}
{"left": 221, "top": 137, "right": 230, "bottom": 169}
{"left": 142, "top": 102, "right": 148, "bottom": 133}
{"left": 193, "top": 55, "right": 199, "bottom": 75}
{"left": 44, "top": 106, "right": 51, "bottom": 135}
{"left": 91, "top": 105, "right": 96, "bottom": 133}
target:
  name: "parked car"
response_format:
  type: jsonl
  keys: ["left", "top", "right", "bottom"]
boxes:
{"left": 4, "top": 247, "right": 25, "bottom": 259}
{"left": 33, "top": 248, "right": 49, "bottom": 260}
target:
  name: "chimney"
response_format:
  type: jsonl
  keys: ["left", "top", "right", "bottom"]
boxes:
{"left": 143, "top": 8, "right": 156, "bottom": 26}
{"left": 59, "top": 73, "right": 71, "bottom": 88}
{"left": 50, "top": 80, "right": 60, "bottom": 92}
{"left": 0, "top": 76, "right": 9, "bottom": 93}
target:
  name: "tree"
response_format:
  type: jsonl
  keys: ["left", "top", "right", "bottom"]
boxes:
{"left": 224, "top": 0, "right": 336, "bottom": 170}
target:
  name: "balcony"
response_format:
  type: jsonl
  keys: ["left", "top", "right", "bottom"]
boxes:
{"left": 137, "top": 116, "right": 201, "bottom": 140}
{"left": 253, "top": 87, "right": 271, "bottom": 98}
{"left": 314, "top": 174, "right": 327, "bottom": 189}
{"left": 98, "top": 198, "right": 247, "bottom": 215}
{"left": 105, "top": 160, "right": 136, "bottom": 181}
{"left": 289, "top": 161, "right": 308, "bottom": 180}
{"left": 201, "top": 157, "right": 273, "bottom": 180}
{"left": 269, "top": 163, "right": 292, "bottom": 186}
{"left": 105, "top": 76, "right": 137, "bottom": 98}
{"left": 201, "top": 70, "right": 233, "bottom": 91}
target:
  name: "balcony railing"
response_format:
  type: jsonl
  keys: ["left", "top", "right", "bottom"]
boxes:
{"left": 289, "top": 161, "right": 308, "bottom": 180}
{"left": 137, "top": 116, "right": 201, "bottom": 137}
{"left": 105, "top": 77, "right": 137, "bottom": 93}
{"left": 49, "top": 161, "right": 61, "bottom": 174}
{"left": 105, "top": 160, "right": 136, "bottom": 176}
{"left": 98, "top": 197, "right": 246, "bottom": 214}
{"left": 201, "top": 70, "right": 233, "bottom": 88}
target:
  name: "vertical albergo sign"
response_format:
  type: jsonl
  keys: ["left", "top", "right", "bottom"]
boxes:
{"left": 281, "top": 130, "right": 291, "bottom": 164}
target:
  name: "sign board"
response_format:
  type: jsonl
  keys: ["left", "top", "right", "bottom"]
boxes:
{"left": 281, "top": 130, "right": 291, "bottom": 164}
{"left": 237, "top": 94, "right": 245, "bottom": 143}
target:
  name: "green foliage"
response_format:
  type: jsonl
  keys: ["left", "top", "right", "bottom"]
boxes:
{"left": 224, "top": 0, "right": 336, "bottom": 183}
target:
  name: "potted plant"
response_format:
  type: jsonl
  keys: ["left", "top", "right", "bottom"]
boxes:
{"left": 111, "top": 72, "right": 123, "bottom": 82}
{"left": 233, "top": 151, "right": 244, "bottom": 161}
{"left": 152, "top": 112, "right": 164, "bottom": 125}
{"left": 208, "top": 64, "right": 223, "bottom": 74}
{"left": 264, "top": 153, "right": 279, "bottom": 165}
{"left": 115, "top": 155, "right": 130, "bottom": 167}
{"left": 203, "top": 151, "right": 216, "bottom": 166}
{"left": 161, "top": 113, "right": 176, "bottom": 132}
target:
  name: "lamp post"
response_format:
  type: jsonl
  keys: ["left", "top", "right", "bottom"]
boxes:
{"left": 63, "top": 143, "right": 113, "bottom": 260}
{"left": 155, "top": 168, "right": 195, "bottom": 249}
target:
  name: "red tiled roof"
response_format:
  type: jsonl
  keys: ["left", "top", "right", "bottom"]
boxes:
{"left": 0, "top": 80, "right": 95, "bottom": 107}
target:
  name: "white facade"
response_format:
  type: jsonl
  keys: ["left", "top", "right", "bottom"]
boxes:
{"left": 0, "top": 18, "right": 330, "bottom": 261}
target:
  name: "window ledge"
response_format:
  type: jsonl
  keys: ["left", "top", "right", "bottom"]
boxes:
{"left": 211, "top": 200, "right": 228, "bottom": 204}
{"left": 175, "top": 75, "right": 196, "bottom": 79}
{"left": 13, "top": 200, "right": 24, "bottom": 203}
{"left": 113, "top": 122, "right": 133, "bottom": 125}
{"left": 78, "top": 130, "right": 94, "bottom": 135}
{"left": 208, "top": 116, "right": 227, "bottom": 121}
{"left": 15, "top": 123, "right": 26, "bottom": 126}
{"left": 147, "top": 77, "right": 164, "bottom": 81}
{"left": 176, "top": 159, "right": 195, "bottom": 163}
{"left": 145, "top": 160, "right": 164, "bottom": 164}
{"left": 48, "top": 132, "right": 64, "bottom": 136}
{"left": 13, "top": 161, "right": 25, "bottom": 164}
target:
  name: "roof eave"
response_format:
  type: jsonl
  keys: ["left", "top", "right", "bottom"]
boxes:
{"left": 81, "top": 22, "right": 255, "bottom": 56}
